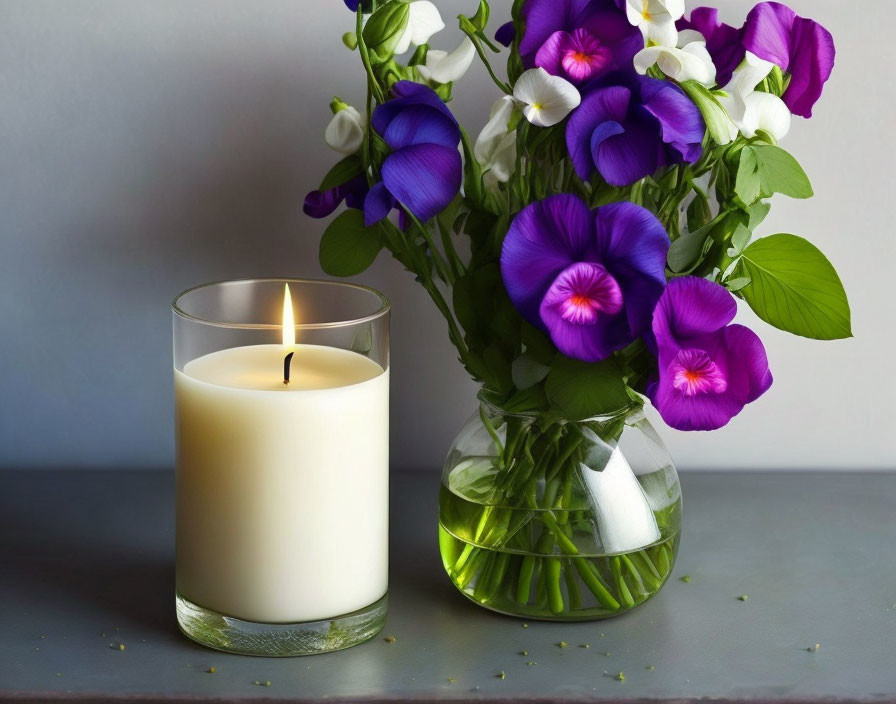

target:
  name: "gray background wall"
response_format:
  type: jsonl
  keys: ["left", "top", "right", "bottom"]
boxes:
{"left": 0, "top": 0, "right": 891, "bottom": 471}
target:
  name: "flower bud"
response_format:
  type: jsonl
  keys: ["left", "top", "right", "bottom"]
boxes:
{"left": 325, "top": 104, "right": 365, "bottom": 155}
{"left": 362, "top": 2, "right": 410, "bottom": 63}
{"left": 329, "top": 97, "right": 351, "bottom": 115}
{"left": 342, "top": 32, "right": 358, "bottom": 51}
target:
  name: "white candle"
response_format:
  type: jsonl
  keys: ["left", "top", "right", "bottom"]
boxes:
{"left": 175, "top": 343, "right": 389, "bottom": 623}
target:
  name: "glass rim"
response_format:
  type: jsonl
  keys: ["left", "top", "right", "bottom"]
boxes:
{"left": 478, "top": 389, "right": 642, "bottom": 423}
{"left": 171, "top": 278, "right": 391, "bottom": 331}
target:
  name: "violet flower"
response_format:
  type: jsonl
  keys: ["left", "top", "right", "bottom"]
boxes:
{"left": 495, "top": 21, "right": 515, "bottom": 48}
{"left": 304, "top": 175, "right": 368, "bottom": 219}
{"left": 566, "top": 72, "right": 704, "bottom": 187}
{"left": 677, "top": 7, "right": 745, "bottom": 86}
{"left": 364, "top": 81, "right": 462, "bottom": 226}
{"left": 501, "top": 194, "right": 669, "bottom": 362}
{"left": 742, "top": 2, "right": 835, "bottom": 119}
{"left": 649, "top": 276, "right": 772, "bottom": 431}
{"left": 519, "top": 0, "right": 643, "bottom": 85}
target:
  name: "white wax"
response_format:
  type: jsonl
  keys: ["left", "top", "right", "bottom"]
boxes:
{"left": 175, "top": 344, "right": 389, "bottom": 624}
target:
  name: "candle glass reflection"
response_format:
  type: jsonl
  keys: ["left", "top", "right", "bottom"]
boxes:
{"left": 172, "top": 279, "right": 390, "bottom": 656}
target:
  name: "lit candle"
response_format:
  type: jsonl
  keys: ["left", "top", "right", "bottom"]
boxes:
{"left": 174, "top": 284, "right": 389, "bottom": 627}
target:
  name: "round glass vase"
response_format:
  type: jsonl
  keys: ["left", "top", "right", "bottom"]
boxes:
{"left": 172, "top": 279, "right": 390, "bottom": 656}
{"left": 438, "top": 398, "right": 681, "bottom": 621}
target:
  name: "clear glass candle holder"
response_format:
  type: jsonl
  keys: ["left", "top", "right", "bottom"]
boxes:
{"left": 172, "top": 279, "right": 390, "bottom": 656}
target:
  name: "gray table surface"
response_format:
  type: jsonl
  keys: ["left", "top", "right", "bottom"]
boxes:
{"left": 1, "top": 469, "right": 894, "bottom": 703}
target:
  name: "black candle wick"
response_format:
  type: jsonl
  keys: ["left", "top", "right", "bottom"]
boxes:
{"left": 283, "top": 351, "right": 295, "bottom": 385}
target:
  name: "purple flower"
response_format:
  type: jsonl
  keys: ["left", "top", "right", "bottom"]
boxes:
{"left": 742, "top": 2, "right": 835, "bottom": 119}
{"left": 495, "top": 21, "right": 515, "bottom": 48}
{"left": 649, "top": 277, "right": 772, "bottom": 431}
{"left": 501, "top": 194, "right": 669, "bottom": 362}
{"left": 304, "top": 174, "right": 368, "bottom": 219}
{"left": 364, "top": 81, "right": 462, "bottom": 226}
{"left": 519, "top": 0, "right": 642, "bottom": 85}
{"left": 677, "top": 7, "right": 745, "bottom": 86}
{"left": 566, "top": 73, "right": 704, "bottom": 187}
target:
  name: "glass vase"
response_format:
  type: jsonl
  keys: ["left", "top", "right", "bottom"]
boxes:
{"left": 438, "top": 397, "right": 681, "bottom": 621}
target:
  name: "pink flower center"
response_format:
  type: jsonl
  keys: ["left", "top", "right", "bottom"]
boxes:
{"left": 670, "top": 348, "right": 728, "bottom": 396}
{"left": 560, "top": 29, "right": 612, "bottom": 82}
{"left": 543, "top": 262, "right": 624, "bottom": 326}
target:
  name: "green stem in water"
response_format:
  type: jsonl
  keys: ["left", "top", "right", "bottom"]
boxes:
{"left": 573, "top": 560, "right": 621, "bottom": 610}
{"left": 544, "top": 557, "right": 565, "bottom": 615}
{"left": 611, "top": 557, "right": 636, "bottom": 608}
{"left": 564, "top": 559, "right": 582, "bottom": 610}
{"left": 516, "top": 555, "right": 536, "bottom": 604}
{"left": 480, "top": 406, "right": 505, "bottom": 460}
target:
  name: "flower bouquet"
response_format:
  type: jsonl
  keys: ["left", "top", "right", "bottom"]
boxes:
{"left": 306, "top": 0, "right": 849, "bottom": 620}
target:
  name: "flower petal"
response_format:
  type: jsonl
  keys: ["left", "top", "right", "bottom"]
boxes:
{"left": 635, "top": 43, "right": 716, "bottom": 86}
{"left": 500, "top": 194, "right": 594, "bottom": 325}
{"left": 566, "top": 85, "right": 632, "bottom": 180}
{"left": 324, "top": 106, "right": 365, "bottom": 155}
{"left": 304, "top": 187, "right": 345, "bottom": 219}
{"left": 394, "top": 0, "right": 445, "bottom": 54}
{"left": 652, "top": 276, "right": 737, "bottom": 345}
{"left": 495, "top": 21, "right": 515, "bottom": 48}
{"left": 728, "top": 51, "right": 775, "bottom": 99}
{"left": 514, "top": 68, "right": 581, "bottom": 127}
{"left": 381, "top": 143, "right": 461, "bottom": 222}
{"left": 742, "top": 1, "right": 795, "bottom": 70}
{"left": 644, "top": 13, "right": 679, "bottom": 47}
{"left": 417, "top": 38, "right": 476, "bottom": 83}
{"left": 520, "top": 0, "right": 593, "bottom": 63}
{"left": 363, "top": 181, "right": 395, "bottom": 226}
{"left": 474, "top": 95, "right": 516, "bottom": 163}
{"left": 780, "top": 15, "right": 835, "bottom": 118}
{"left": 638, "top": 76, "right": 704, "bottom": 163}
{"left": 381, "top": 106, "right": 460, "bottom": 149}
{"left": 650, "top": 354, "right": 745, "bottom": 430}
{"left": 593, "top": 116, "right": 660, "bottom": 186}
{"left": 594, "top": 202, "right": 669, "bottom": 337}
{"left": 372, "top": 81, "right": 457, "bottom": 134}
{"left": 678, "top": 7, "right": 744, "bottom": 85}
{"left": 721, "top": 324, "right": 773, "bottom": 405}
{"left": 740, "top": 91, "right": 791, "bottom": 140}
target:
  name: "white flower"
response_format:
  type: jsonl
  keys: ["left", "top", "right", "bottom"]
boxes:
{"left": 738, "top": 92, "right": 792, "bottom": 139}
{"left": 634, "top": 30, "right": 717, "bottom": 86}
{"left": 416, "top": 38, "right": 476, "bottom": 84}
{"left": 324, "top": 105, "right": 365, "bottom": 155}
{"left": 474, "top": 96, "right": 518, "bottom": 183}
{"left": 625, "top": 0, "right": 685, "bottom": 48}
{"left": 393, "top": 1, "right": 445, "bottom": 55}
{"left": 512, "top": 68, "right": 581, "bottom": 128}
{"left": 718, "top": 52, "right": 792, "bottom": 141}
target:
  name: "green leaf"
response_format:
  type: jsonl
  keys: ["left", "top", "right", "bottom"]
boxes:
{"left": 520, "top": 322, "right": 556, "bottom": 365}
{"left": 362, "top": 2, "right": 410, "bottom": 63}
{"left": 319, "top": 155, "right": 364, "bottom": 192}
{"left": 747, "top": 201, "right": 771, "bottom": 230}
{"left": 687, "top": 190, "right": 712, "bottom": 230}
{"left": 736, "top": 234, "right": 851, "bottom": 340}
{"left": 730, "top": 224, "right": 752, "bottom": 255}
{"left": 545, "top": 357, "right": 631, "bottom": 421}
{"left": 470, "top": 0, "right": 490, "bottom": 31}
{"left": 511, "top": 354, "right": 550, "bottom": 390}
{"left": 736, "top": 144, "right": 813, "bottom": 205}
{"left": 679, "top": 81, "right": 733, "bottom": 145}
{"left": 668, "top": 224, "right": 712, "bottom": 274}
{"left": 734, "top": 147, "right": 761, "bottom": 205}
{"left": 319, "top": 209, "right": 383, "bottom": 277}
{"left": 725, "top": 277, "right": 751, "bottom": 292}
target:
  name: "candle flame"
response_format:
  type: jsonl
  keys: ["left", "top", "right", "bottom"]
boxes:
{"left": 282, "top": 284, "right": 295, "bottom": 348}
